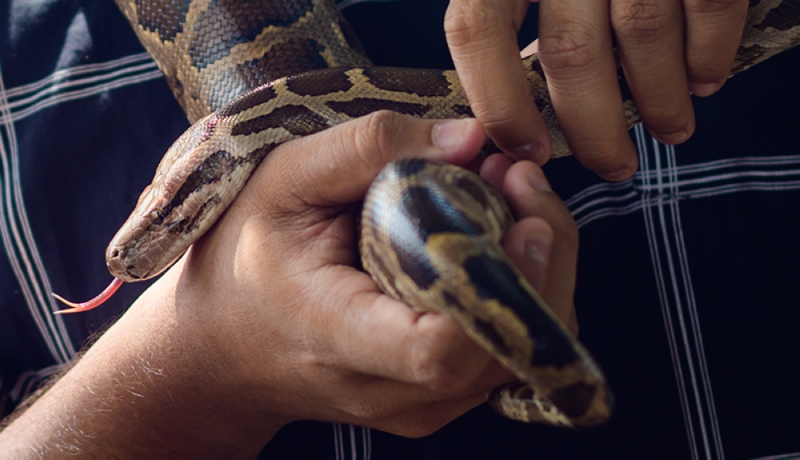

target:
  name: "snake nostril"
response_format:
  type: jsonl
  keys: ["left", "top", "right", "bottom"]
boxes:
{"left": 110, "top": 248, "right": 120, "bottom": 259}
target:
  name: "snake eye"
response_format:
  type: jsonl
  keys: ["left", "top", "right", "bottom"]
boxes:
{"left": 149, "top": 210, "right": 165, "bottom": 225}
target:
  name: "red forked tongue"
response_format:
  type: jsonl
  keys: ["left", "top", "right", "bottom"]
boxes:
{"left": 52, "top": 278, "right": 124, "bottom": 314}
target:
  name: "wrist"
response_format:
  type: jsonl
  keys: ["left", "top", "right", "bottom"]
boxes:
{"left": 0, "top": 261, "right": 285, "bottom": 458}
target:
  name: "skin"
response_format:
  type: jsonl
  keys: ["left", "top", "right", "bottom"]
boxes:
{"left": 444, "top": 0, "right": 749, "bottom": 180}
{"left": 0, "top": 113, "right": 580, "bottom": 458}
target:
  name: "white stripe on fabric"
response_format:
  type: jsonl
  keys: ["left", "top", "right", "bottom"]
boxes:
{"left": 8, "top": 363, "right": 66, "bottom": 402}
{"left": 0, "top": 51, "right": 161, "bottom": 124}
{"left": 331, "top": 422, "right": 369, "bottom": 460}
{"left": 567, "top": 154, "right": 800, "bottom": 229}
{"left": 750, "top": 454, "right": 800, "bottom": 460}
{"left": 5, "top": 52, "right": 154, "bottom": 98}
{"left": 637, "top": 127, "right": 699, "bottom": 460}
{"left": 633, "top": 125, "right": 724, "bottom": 460}
{"left": 0, "top": 65, "right": 75, "bottom": 364}
{"left": 361, "top": 426, "right": 372, "bottom": 460}
{"left": 334, "top": 422, "right": 343, "bottom": 460}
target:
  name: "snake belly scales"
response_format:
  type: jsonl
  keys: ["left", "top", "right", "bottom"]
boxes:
{"left": 56, "top": 0, "right": 800, "bottom": 429}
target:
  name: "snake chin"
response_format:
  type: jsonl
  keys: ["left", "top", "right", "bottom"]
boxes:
{"left": 106, "top": 246, "right": 144, "bottom": 282}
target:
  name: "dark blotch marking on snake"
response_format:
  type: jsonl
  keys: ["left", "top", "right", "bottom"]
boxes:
{"left": 453, "top": 175, "right": 490, "bottom": 209}
{"left": 167, "top": 194, "right": 222, "bottom": 235}
{"left": 212, "top": 40, "right": 331, "bottom": 112}
{"left": 162, "top": 150, "right": 237, "bottom": 220}
{"left": 188, "top": 0, "right": 314, "bottom": 70}
{"left": 529, "top": 57, "right": 546, "bottom": 81}
{"left": 364, "top": 243, "right": 405, "bottom": 302}
{"left": 327, "top": 98, "right": 432, "bottom": 118}
{"left": 443, "top": 291, "right": 467, "bottom": 313}
{"left": 246, "top": 39, "right": 328, "bottom": 80}
{"left": 462, "top": 253, "right": 581, "bottom": 368}
{"left": 231, "top": 105, "right": 330, "bottom": 136}
{"left": 452, "top": 105, "right": 474, "bottom": 117}
{"left": 758, "top": 1, "right": 800, "bottom": 31}
{"left": 474, "top": 317, "right": 512, "bottom": 357}
{"left": 393, "top": 158, "right": 426, "bottom": 178}
{"left": 401, "top": 185, "right": 483, "bottom": 237}
{"left": 218, "top": 86, "right": 277, "bottom": 117}
{"left": 134, "top": 0, "right": 191, "bottom": 42}
{"left": 161, "top": 143, "right": 277, "bottom": 221}
{"left": 363, "top": 68, "right": 452, "bottom": 97}
{"left": 286, "top": 68, "right": 354, "bottom": 96}
{"left": 389, "top": 183, "right": 483, "bottom": 290}
{"left": 546, "top": 382, "right": 596, "bottom": 418}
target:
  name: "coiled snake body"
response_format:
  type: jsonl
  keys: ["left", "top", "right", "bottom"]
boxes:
{"left": 57, "top": 0, "right": 800, "bottom": 428}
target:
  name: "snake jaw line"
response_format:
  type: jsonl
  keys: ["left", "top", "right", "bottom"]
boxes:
{"left": 52, "top": 278, "right": 124, "bottom": 314}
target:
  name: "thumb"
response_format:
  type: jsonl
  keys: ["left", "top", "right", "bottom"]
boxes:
{"left": 257, "top": 112, "right": 487, "bottom": 208}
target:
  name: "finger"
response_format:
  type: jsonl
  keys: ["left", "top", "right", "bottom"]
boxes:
{"left": 324, "top": 269, "right": 514, "bottom": 393}
{"left": 263, "top": 114, "right": 487, "bottom": 208}
{"left": 611, "top": 0, "right": 695, "bottom": 144}
{"left": 684, "top": 0, "right": 748, "bottom": 96}
{"left": 502, "top": 217, "right": 553, "bottom": 296}
{"left": 478, "top": 153, "right": 513, "bottom": 192}
{"left": 501, "top": 161, "right": 579, "bottom": 334}
{"left": 538, "top": 0, "right": 638, "bottom": 181}
{"left": 445, "top": 0, "right": 553, "bottom": 163}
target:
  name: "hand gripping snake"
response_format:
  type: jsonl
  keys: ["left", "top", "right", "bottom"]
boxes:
{"left": 53, "top": 0, "right": 800, "bottom": 428}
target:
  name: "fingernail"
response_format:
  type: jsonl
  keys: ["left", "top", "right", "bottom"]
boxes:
{"left": 602, "top": 166, "right": 635, "bottom": 182}
{"left": 689, "top": 82, "right": 721, "bottom": 98}
{"left": 527, "top": 169, "right": 552, "bottom": 192}
{"left": 433, "top": 119, "right": 471, "bottom": 150}
{"left": 524, "top": 233, "right": 552, "bottom": 265}
{"left": 650, "top": 130, "right": 689, "bottom": 145}
{"left": 509, "top": 140, "right": 547, "bottom": 163}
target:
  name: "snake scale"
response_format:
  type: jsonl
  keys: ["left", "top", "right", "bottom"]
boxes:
{"left": 54, "top": 0, "right": 800, "bottom": 428}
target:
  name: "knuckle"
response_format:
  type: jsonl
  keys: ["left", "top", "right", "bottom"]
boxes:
{"left": 411, "top": 355, "right": 473, "bottom": 395}
{"left": 351, "top": 110, "right": 409, "bottom": 169}
{"left": 444, "top": 0, "right": 502, "bottom": 48}
{"left": 474, "top": 106, "right": 524, "bottom": 146}
{"left": 538, "top": 26, "right": 600, "bottom": 73}
{"left": 407, "top": 332, "right": 478, "bottom": 395}
{"left": 611, "top": 0, "right": 674, "bottom": 43}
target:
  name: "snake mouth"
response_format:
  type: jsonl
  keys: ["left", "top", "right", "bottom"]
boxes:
{"left": 106, "top": 246, "right": 146, "bottom": 282}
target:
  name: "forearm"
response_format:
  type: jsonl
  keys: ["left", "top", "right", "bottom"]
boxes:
{"left": 0, "top": 263, "right": 283, "bottom": 459}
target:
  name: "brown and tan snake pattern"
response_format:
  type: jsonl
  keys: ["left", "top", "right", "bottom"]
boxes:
{"left": 55, "top": 0, "right": 800, "bottom": 428}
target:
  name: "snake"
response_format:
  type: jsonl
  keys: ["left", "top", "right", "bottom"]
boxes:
{"left": 52, "top": 0, "right": 800, "bottom": 429}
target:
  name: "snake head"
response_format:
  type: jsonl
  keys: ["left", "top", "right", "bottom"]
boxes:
{"left": 105, "top": 113, "right": 268, "bottom": 282}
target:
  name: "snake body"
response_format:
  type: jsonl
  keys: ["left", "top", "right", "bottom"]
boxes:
{"left": 103, "top": 0, "right": 800, "bottom": 428}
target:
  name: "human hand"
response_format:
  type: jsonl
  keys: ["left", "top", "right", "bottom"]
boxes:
{"left": 444, "top": 0, "right": 749, "bottom": 180}
{"left": 0, "top": 113, "right": 579, "bottom": 457}
{"left": 172, "top": 111, "right": 580, "bottom": 438}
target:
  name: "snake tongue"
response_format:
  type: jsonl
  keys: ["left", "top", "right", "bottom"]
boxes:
{"left": 52, "top": 278, "right": 124, "bottom": 314}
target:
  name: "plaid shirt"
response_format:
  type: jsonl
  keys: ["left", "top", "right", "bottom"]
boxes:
{"left": 1, "top": 1, "right": 798, "bottom": 459}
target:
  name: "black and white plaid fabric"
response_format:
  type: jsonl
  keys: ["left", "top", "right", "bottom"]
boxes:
{"left": 1, "top": 1, "right": 798, "bottom": 459}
